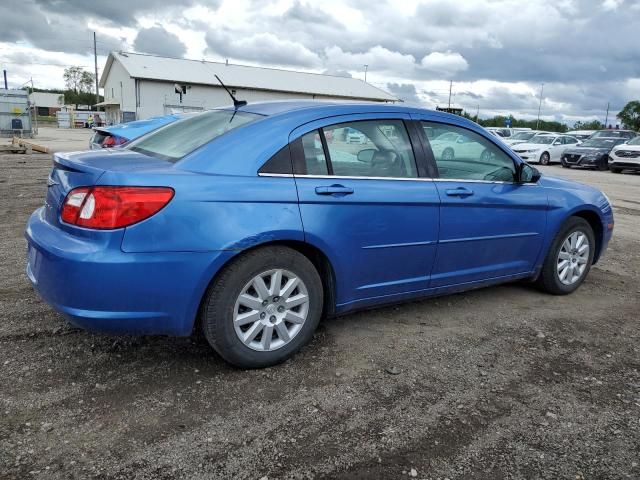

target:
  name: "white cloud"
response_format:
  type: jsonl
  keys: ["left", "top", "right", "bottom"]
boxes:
{"left": 323, "top": 45, "right": 416, "bottom": 76}
{"left": 419, "top": 51, "right": 469, "bottom": 77}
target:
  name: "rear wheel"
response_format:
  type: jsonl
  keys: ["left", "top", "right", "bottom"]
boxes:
{"left": 536, "top": 217, "right": 595, "bottom": 295}
{"left": 442, "top": 147, "right": 455, "bottom": 160}
{"left": 201, "top": 246, "right": 323, "bottom": 368}
{"left": 540, "top": 152, "right": 551, "bottom": 165}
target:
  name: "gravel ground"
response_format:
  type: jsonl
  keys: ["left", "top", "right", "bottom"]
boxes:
{"left": 1, "top": 154, "right": 639, "bottom": 479}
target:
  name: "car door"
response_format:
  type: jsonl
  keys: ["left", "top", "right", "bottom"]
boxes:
{"left": 290, "top": 114, "right": 440, "bottom": 308}
{"left": 414, "top": 117, "right": 548, "bottom": 288}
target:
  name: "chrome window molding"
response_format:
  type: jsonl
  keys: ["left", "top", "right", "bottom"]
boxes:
{"left": 258, "top": 172, "right": 538, "bottom": 185}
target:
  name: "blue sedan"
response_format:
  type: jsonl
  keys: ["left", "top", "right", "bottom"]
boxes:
{"left": 26, "top": 101, "right": 614, "bottom": 368}
{"left": 89, "top": 113, "right": 184, "bottom": 149}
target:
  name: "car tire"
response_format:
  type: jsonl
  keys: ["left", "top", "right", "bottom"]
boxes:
{"left": 442, "top": 147, "right": 454, "bottom": 160}
{"left": 540, "top": 152, "right": 551, "bottom": 165}
{"left": 597, "top": 156, "right": 609, "bottom": 171}
{"left": 536, "top": 217, "right": 595, "bottom": 295}
{"left": 562, "top": 163, "right": 572, "bottom": 169}
{"left": 610, "top": 168, "right": 622, "bottom": 174}
{"left": 201, "top": 246, "right": 323, "bottom": 368}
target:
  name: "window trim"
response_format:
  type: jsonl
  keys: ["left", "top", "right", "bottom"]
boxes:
{"left": 417, "top": 120, "right": 522, "bottom": 183}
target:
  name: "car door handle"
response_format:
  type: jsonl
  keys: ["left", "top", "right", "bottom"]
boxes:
{"left": 315, "top": 185, "right": 354, "bottom": 196}
{"left": 445, "top": 187, "right": 474, "bottom": 197}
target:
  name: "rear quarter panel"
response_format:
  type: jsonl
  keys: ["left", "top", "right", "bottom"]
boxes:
{"left": 117, "top": 172, "right": 303, "bottom": 253}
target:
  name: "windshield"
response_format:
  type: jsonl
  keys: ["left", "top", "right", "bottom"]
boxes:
{"left": 126, "top": 109, "right": 262, "bottom": 161}
{"left": 590, "top": 130, "right": 632, "bottom": 139}
{"left": 627, "top": 136, "right": 640, "bottom": 146}
{"left": 510, "top": 132, "right": 535, "bottom": 140}
{"left": 581, "top": 139, "right": 623, "bottom": 148}
{"left": 529, "top": 136, "right": 554, "bottom": 144}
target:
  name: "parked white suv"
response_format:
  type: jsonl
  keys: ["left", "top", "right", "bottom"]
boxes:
{"left": 608, "top": 136, "right": 640, "bottom": 173}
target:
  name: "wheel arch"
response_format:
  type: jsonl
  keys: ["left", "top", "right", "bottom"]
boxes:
{"left": 570, "top": 209, "right": 604, "bottom": 264}
{"left": 192, "top": 240, "right": 337, "bottom": 335}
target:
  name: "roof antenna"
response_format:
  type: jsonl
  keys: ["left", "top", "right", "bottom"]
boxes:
{"left": 215, "top": 74, "right": 246, "bottom": 109}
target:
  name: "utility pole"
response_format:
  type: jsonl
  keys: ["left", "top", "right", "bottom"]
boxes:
{"left": 448, "top": 80, "right": 453, "bottom": 109}
{"left": 604, "top": 102, "right": 610, "bottom": 128}
{"left": 475, "top": 104, "right": 479, "bottom": 122}
{"left": 93, "top": 32, "right": 100, "bottom": 111}
{"left": 30, "top": 77, "right": 37, "bottom": 135}
{"left": 536, "top": 83, "right": 544, "bottom": 129}
{"left": 364, "top": 64, "right": 368, "bottom": 83}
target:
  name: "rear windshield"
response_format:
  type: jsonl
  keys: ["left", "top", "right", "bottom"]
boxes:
{"left": 126, "top": 109, "right": 262, "bottom": 162}
{"left": 91, "top": 130, "right": 109, "bottom": 144}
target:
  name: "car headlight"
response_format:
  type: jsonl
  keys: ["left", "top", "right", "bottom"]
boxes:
{"left": 527, "top": 149, "right": 539, "bottom": 153}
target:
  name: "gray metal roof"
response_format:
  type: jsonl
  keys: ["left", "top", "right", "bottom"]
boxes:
{"left": 100, "top": 51, "right": 397, "bottom": 102}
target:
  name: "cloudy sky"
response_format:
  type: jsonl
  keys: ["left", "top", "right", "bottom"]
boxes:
{"left": 1, "top": 0, "right": 639, "bottom": 125}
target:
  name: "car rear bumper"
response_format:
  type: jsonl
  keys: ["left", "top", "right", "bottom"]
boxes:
{"left": 25, "top": 208, "right": 232, "bottom": 336}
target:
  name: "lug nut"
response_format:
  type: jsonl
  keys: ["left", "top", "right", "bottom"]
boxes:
{"left": 273, "top": 296, "right": 280, "bottom": 302}
{"left": 260, "top": 312, "right": 266, "bottom": 319}
{"left": 269, "top": 315, "right": 277, "bottom": 323}
{"left": 277, "top": 306, "right": 285, "bottom": 313}
{"left": 262, "top": 300, "right": 268, "bottom": 306}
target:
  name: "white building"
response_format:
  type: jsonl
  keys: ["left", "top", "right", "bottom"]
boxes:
{"left": 28, "top": 92, "right": 64, "bottom": 116}
{"left": 97, "top": 51, "right": 398, "bottom": 124}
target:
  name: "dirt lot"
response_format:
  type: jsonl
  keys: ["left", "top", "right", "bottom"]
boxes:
{"left": 1, "top": 153, "right": 639, "bottom": 479}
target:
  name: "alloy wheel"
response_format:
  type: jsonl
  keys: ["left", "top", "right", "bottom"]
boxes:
{"left": 556, "top": 231, "right": 590, "bottom": 285}
{"left": 233, "top": 269, "right": 309, "bottom": 352}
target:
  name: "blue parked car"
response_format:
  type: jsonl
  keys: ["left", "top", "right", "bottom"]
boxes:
{"left": 89, "top": 113, "right": 185, "bottom": 149}
{"left": 26, "top": 101, "right": 614, "bottom": 368}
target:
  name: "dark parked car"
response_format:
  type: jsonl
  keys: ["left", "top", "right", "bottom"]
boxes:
{"left": 26, "top": 101, "right": 614, "bottom": 368}
{"left": 561, "top": 137, "right": 627, "bottom": 170}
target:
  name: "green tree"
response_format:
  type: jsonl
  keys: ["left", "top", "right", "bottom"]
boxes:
{"left": 63, "top": 67, "right": 95, "bottom": 94}
{"left": 617, "top": 101, "right": 640, "bottom": 131}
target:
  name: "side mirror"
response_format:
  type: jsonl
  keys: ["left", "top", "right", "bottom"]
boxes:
{"left": 519, "top": 163, "right": 541, "bottom": 183}
{"left": 357, "top": 148, "right": 376, "bottom": 163}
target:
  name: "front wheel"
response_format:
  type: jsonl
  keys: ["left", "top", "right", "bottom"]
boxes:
{"left": 201, "top": 246, "right": 323, "bottom": 368}
{"left": 536, "top": 217, "right": 595, "bottom": 295}
{"left": 540, "top": 152, "right": 551, "bottom": 165}
{"left": 597, "top": 156, "right": 609, "bottom": 171}
{"left": 442, "top": 147, "right": 455, "bottom": 160}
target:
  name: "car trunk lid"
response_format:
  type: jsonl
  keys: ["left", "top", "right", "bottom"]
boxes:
{"left": 44, "top": 149, "right": 174, "bottom": 227}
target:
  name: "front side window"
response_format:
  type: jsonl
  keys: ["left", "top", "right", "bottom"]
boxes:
{"left": 126, "top": 109, "right": 261, "bottom": 162}
{"left": 423, "top": 121, "right": 516, "bottom": 182}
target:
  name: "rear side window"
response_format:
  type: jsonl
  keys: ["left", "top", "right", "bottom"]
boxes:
{"left": 258, "top": 146, "right": 293, "bottom": 174}
{"left": 292, "top": 120, "right": 418, "bottom": 179}
{"left": 126, "top": 110, "right": 261, "bottom": 162}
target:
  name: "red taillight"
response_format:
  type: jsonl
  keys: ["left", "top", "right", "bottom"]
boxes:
{"left": 61, "top": 186, "right": 174, "bottom": 229}
{"left": 102, "top": 135, "right": 127, "bottom": 148}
